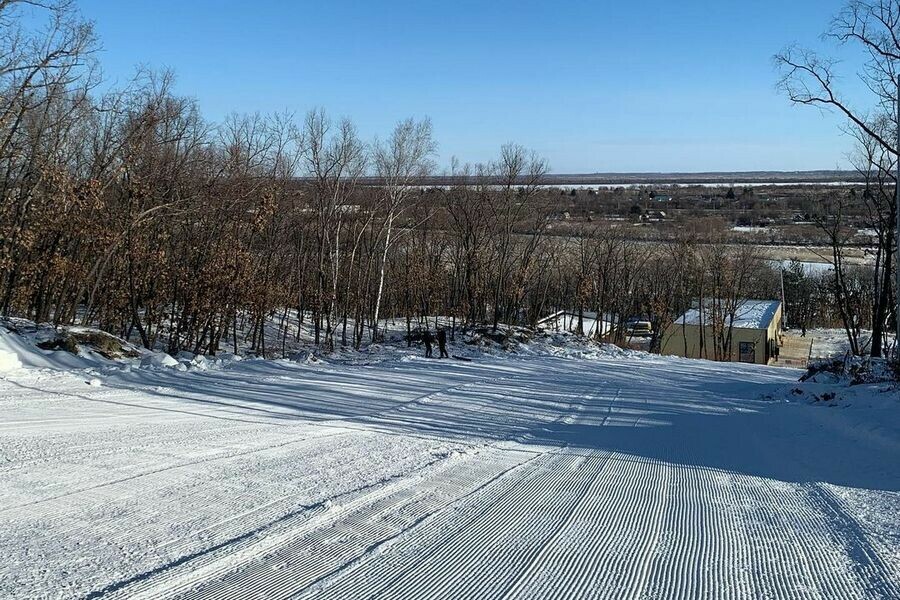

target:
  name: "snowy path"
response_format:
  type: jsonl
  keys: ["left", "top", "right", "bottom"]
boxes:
{"left": 1, "top": 353, "right": 899, "bottom": 599}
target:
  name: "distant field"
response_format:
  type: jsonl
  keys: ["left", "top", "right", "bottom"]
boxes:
{"left": 751, "top": 244, "right": 868, "bottom": 266}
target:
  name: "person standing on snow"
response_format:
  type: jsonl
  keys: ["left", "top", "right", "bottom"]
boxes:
{"left": 436, "top": 327, "right": 449, "bottom": 358}
{"left": 423, "top": 329, "right": 434, "bottom": 358}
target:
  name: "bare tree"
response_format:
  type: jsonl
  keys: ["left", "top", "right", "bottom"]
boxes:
{"left": 775, "top": 0, "right": 899, "bottom": 356}
{"left": 370, "top": 117, "right": 435, "bottom": 342}
{"left": 487, "top": 144, "right": 548, "bottom": 330}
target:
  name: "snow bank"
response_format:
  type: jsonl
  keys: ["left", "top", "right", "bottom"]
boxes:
{"left": 1, "top": 313, "right": 654, "bottom": 377}
{"left": 0, "top": 347, "right": 22, "bottom": 373}
{"left": 763, "top": 355, "right": 898, "bottom": 408}
{"left": 0, "top": 318, "right": 147, "bottom": 371}
{"left": 0, "top": 328, "right": 36, "bottom": 371}
{"left": 454, "top": 327, "right": 647, "bottom": 362}
{"left": 0, "top": 318, "right": 221, "bottom": 377}
{"left": 141, "top": 352, "right": 179, "bottom": 368}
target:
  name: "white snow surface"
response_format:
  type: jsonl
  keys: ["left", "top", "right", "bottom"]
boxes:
{"left": 0, "top": 349, "right": 21, "bottom": 373}
{"left": 1, "top": 330, "right": 898, "bottom": 599}
{"left": 140, "top": 352, "right": 180, "bottom": 369}
{"left": 0, "top": 331, "right": 25, "bottom": 372}
{"left": 798, "top": 327, "right": 896, "bottom": 359}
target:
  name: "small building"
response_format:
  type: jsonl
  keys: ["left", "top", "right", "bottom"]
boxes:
{"left": 537, "top": 310, "right": 614, "bottom": 338}
{"left": 640, "top": 210, "right": 667, "bottom": 223}
{"left": 661, "top": 299, "right": 783, "bottom": 364}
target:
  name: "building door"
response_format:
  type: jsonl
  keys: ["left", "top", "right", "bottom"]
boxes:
{"left": 739, "top": 341, "right": 756, "bottom": 363}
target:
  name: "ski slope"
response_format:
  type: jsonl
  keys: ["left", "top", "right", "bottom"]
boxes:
{"left": 1, "top": 348, "right": 899, "bottom": 599}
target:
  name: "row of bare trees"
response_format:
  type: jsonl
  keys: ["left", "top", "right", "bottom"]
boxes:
{"left": 0, "top": 1, "right": 563, "bottom": 354}
{"left": 0, "top": 0, "right": 893, "bottom": 359}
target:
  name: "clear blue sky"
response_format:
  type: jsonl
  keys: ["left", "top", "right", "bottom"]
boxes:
{"left": 78, "top": 0, "right": 863, "bottom": 173}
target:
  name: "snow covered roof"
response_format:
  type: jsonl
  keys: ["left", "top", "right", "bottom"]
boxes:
{"left": 674, "top": 299, "right": 781, "bottom": 330}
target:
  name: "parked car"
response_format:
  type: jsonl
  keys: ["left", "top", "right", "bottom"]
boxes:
{"left": 626, "top": 319, "right": 653, "bottom": 337}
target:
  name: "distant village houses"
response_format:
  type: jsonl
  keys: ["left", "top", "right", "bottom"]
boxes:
{"left": 639, "top": 210, "right": 667, "bottom": 223}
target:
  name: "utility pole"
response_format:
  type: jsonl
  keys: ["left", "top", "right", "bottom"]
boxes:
{"left": 780, "top": 266, "right": 787, "bottom": 331}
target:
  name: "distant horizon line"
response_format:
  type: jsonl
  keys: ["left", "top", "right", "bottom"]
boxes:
{"left": 547, "top": 169, "right": 853, "bottom": 176}
{"left": 336, "top": 170, "right": 866, "bottom": 186}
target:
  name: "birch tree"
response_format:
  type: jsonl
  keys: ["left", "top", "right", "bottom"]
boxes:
{"left": 370, "top": 117, "right": 435, "bottom": 342}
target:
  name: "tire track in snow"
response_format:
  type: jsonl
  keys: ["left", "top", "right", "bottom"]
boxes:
{"left": 0, "top": 427, "right": 348, "bottom": 513}
{"left": 2, "top": 429, "right": 447, "bottom": 598}
{"left": 490, "top": 387, "right": 671, "bottom": 600}
{"left": 361, "top": 375, "right": 511, "bottom": 422}
{"left": 805, "top": 483, "right": 900, "bottom": 598}
{"left": 494, "top": 451, "right": 622, "bottom": 600}
{"left": 195, "top": 449, "right": 550, "bottom": 600}
{"left": 295, "top": 450, "right": 604, "bottom": 600}
{"left": 0, "top": 418, "right": 291, "bottom": 476}
{"left": 259, "top": 385, "right": 598, "bottom": 599}
{"left": 49, "top": 432, "right": 370, "bottom": 548}
{"left": 300, "top": 384, "right": 615, "bottom": 600}
{"left": 643, "top": 440, "right": 781, "bottom": 600}
{"left": 3, "top": 379, "right": 295, "bottom": 427}
{"left": 99, "top": 446, "right": 529, "bottom": 599}
{"left": 3, "top": 437, "right": 368, "bottom": 558}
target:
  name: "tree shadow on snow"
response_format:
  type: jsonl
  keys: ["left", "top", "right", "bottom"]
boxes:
{"left": 98, "top": 354, "right": 899, "bottom": 493}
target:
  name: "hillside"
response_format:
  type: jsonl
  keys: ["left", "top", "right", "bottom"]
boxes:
{"left": 1, "top": 328, "right": 898, "bottom": 598}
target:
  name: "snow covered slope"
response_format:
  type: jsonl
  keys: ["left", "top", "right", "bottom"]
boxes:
{"left": 1, "top": 345, "right": 898, "bottom": 598}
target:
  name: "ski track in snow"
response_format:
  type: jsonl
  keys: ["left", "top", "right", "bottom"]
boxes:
{"left": 0, "top": 353, "right": 898, "bottom": 599}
